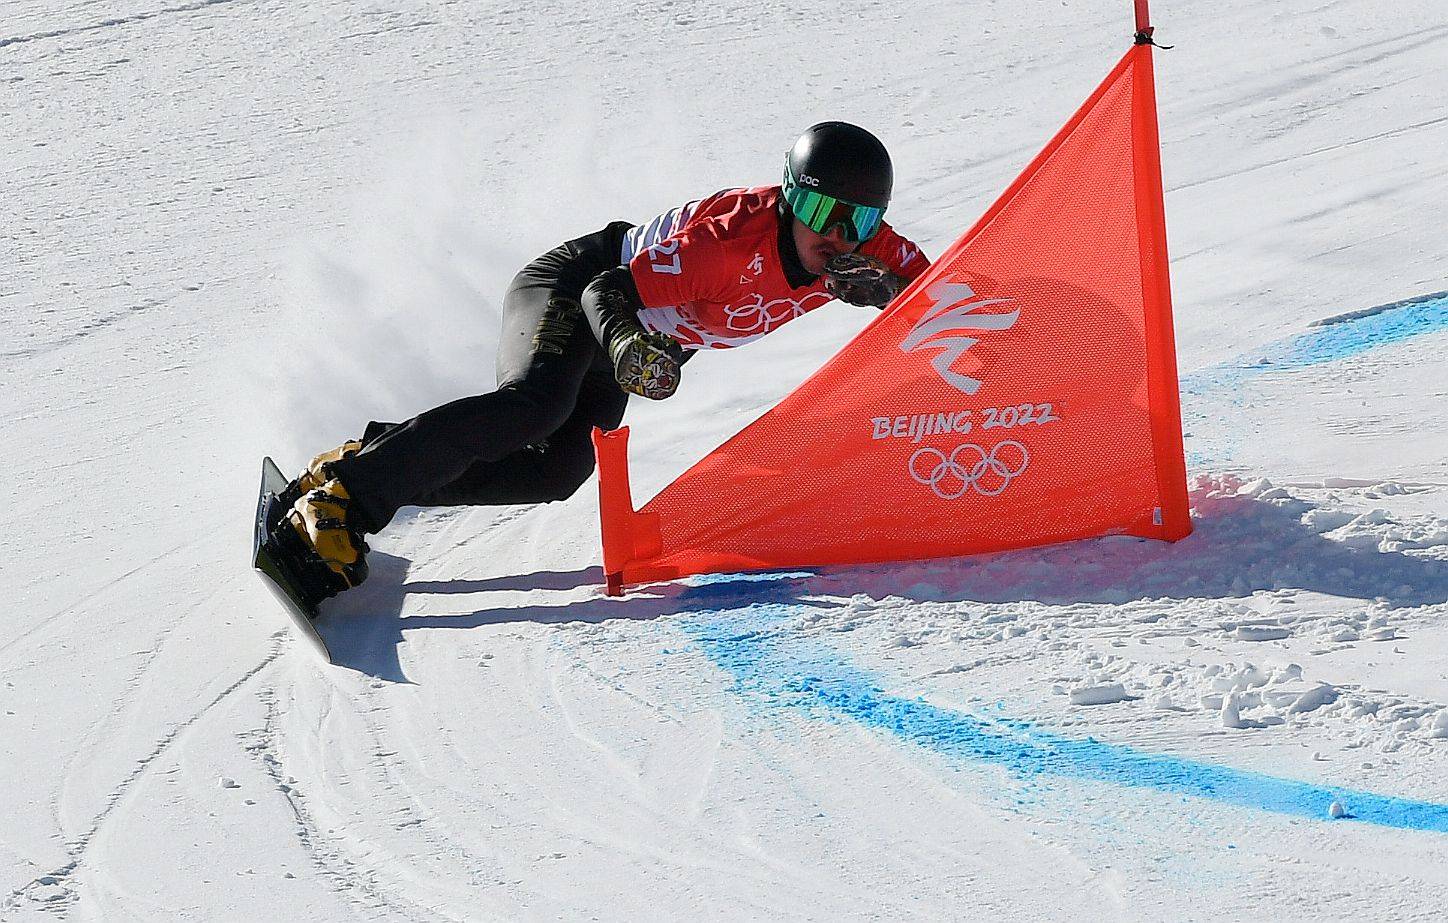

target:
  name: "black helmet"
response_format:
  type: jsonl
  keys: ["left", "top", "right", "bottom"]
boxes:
{"left": 783, "top": 121, "right": 893, "bottom": 210}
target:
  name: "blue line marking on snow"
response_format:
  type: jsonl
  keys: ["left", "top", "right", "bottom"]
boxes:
{"left": 1177, "top": 290, "right": 1447, "bottom": 468}
{"left": 682, "top": 594, "right": 1448, "bottom": 834}
{"left": 1181, "top": 290, "right": 1448, "bottom": 394}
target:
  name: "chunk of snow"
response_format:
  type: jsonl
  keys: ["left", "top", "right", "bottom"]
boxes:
{"left": 1069, "top": 683, "right": 1129, "bottom": 706}
{"left": 1263, "top": 688, "right": 1305, "bottom": 709}
{"left": 1235, "top": 625, "right": 1291, "bottom": 642}
{"left": 1340, "top": 533, "right": 1383, "bottom": 551}
{"left": 1221, "top": 693, "right": 1249, "bottom": 729}
{"left": 1429, "top": 712, "right": 1448, "bottom": 739}
{"left": 1303, "top": 509, "right": 1355, "bottom": 531}
{"left": 1351, "top": 509, "right": 1392, "bottom": 526}
{"left": 1237, "top": 477, "right": 1275, "bottom": 497}
{"left": 1329, "top": 801, "right": 1347, "bottom": 819}
{"left": 1288, "top": 684, "right": 1340, "bottom": 714}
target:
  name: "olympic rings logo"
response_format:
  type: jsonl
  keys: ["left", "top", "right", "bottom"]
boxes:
{"left": 724, "top": 291, "right": 831, "bottom": 333}
{"left": 908, "top": 441, "right": 1029, "bottom": 499}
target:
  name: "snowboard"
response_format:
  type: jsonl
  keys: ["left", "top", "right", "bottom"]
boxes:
{"left": 252, "top": 457, "right": 332, "bottom": 662}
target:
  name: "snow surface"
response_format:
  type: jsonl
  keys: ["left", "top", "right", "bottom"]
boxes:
{"left": 4, "top": 0, "right": 1447, "bottom": 919}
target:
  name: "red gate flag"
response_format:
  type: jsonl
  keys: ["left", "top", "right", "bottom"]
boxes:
{"left": 594, "top": 43, "right": 1190, "bottom": 596}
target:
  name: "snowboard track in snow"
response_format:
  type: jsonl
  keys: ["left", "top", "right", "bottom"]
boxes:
{"left": 0, "top": 0, "right": 242, "bottom": 50}
{"left": 246, "top": 682, "right": 463, "bottom": 922}
{"left": 2, "top": 644, "right": 284, "bottom": 915}
{"left": 0, "top": 541, "right": 191, "bottom": 661}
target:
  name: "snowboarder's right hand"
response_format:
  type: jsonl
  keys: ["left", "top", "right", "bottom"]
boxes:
{"left": 609, "top": 330, "right": 684, "bottom": 400}
{"left": 822, "top": 252, "right": 903, "bottom": 308}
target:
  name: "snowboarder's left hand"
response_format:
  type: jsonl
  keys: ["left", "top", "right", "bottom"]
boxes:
{"left": 822, "top": 253, "right": 903, "bottom": 308}
{"left": 610, "top": 329, "right": 684, "bottom": 400}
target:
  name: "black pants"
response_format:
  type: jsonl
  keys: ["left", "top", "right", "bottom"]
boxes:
{"left": 331, "top": 222, "right": 635, "bottom": 535}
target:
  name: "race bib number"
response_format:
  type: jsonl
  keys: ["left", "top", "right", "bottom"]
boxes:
{"left": 647, "top": 240, "right": 682, "bottom": 275}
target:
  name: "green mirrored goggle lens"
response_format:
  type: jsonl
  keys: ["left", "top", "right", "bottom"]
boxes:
{"left": 783, "top": 182, "right": 884, "bottom": 243}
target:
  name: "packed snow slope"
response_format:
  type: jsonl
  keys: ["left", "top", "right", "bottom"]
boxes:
{"left": 4, "top": 0, "right": 1447, "bottom": 919}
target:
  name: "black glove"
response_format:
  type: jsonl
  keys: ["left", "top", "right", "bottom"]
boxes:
{"left": 822, "top": 253, "right": 903, "bottom": 308}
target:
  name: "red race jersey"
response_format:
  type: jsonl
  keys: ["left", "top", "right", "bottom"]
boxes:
{"left": 622, "top": 186, "right": 929, "bottom": 350}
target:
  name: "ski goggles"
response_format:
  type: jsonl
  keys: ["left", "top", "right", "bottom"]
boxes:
{"left": 782, "top": 167, "right": 885, "bottom": 243}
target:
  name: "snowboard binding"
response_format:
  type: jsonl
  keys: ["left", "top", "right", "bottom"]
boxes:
{"left": 264, "top": 478, "right": 359, "bottom": 606}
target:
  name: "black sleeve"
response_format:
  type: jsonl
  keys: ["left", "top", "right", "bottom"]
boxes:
{"left": 580, "top": 266, "right": 646, "bottom": 353}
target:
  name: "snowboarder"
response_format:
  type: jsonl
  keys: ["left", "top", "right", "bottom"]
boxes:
{"left": 274, "top": 121, "right": 931, "bottom": 600}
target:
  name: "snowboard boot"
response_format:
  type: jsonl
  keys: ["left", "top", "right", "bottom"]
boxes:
{"left": 286, "top": 476, "right": 370, "bottom": 592}
{"left": 275, "top": 439, "right": 363, "bottom": 514}
{"left": 609, "top": 329, "right": 684, "bottom": 400}
{"left": 298, "top": 439, "right": 363, "bottom": 493}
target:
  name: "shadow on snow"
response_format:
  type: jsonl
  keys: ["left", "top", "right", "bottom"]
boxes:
{"left": 319, "top": 487, "right": 1446, "bottom": 680}
{"left": 309, "top": 486, "right": 1448, "bottom": 833}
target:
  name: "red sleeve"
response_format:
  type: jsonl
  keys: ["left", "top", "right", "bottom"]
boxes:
{"left": 860, "top": 224, "right": 930, "bottom": 282}
{"left": 628, "top": 223, "right": 737, "bottom": 309}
